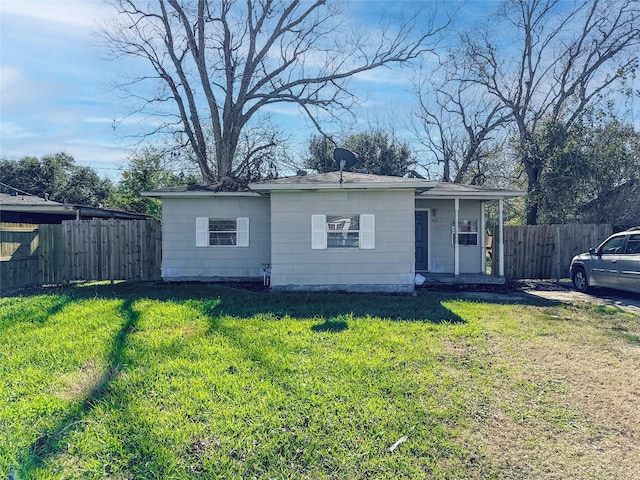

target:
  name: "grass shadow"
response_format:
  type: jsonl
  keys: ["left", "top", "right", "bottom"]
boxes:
{"left": 25, "top": 281, "right": 468, "bottom": 325}
{"left": 204, "top": 289, "right": 465, "bottom": 325}
{"left": 0, "top": 294, "right": 71, "bottom": 330}
{"left": 311, "top": 318, "right": 349, "bottom": 333}
{"left": 24, "top": 298, "right": 140, "bottom": 468}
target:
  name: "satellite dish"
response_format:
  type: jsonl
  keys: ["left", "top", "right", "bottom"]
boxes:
{"left": 333, "top": 148, "right": 357, "bottom": 170}
{"left": 333, "top": 148, "right": 358, "bottom": 185}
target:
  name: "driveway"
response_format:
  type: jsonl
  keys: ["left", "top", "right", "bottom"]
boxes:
{"left": 519, "top": 281, "right": 640, "bottom": 315}
{"left": 459, "top": 280, "right": 640, "bottom": 316}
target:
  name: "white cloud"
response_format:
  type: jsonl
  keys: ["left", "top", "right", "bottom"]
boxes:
{"left": 0, "top": 65, "right": 24, "bottom": 91}
{"left": 0, "top": 0, "right": 106, "bottom": 34}
{"left": 0, "top": 121, "right": 36, "bottom": 141}
{"left": 84, "top": 116, "right": 116, "bottom": 124}
{"left": 0, "top": 65, "right": 57, "bottom": 110}
{"left": 353, "top": 67, "right": 413, "bottom": 86}
{"left": 261, "top": 103, "right": 302, "bottom": 117}
{"left": 0, "top": 135, "right": 128, "bottom": 178}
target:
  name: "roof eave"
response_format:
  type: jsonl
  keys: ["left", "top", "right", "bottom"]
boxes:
{"left": 417, "top": 190, "right": 526, "bottom": 200}
{"left": 1, "top": 204, "right": 76, "bottom": 213}
{"left": 0, "top": 204, "right": 148, "bottom": 219}
{"left": 140, "top": 190, "right": 263, "bottom": 198}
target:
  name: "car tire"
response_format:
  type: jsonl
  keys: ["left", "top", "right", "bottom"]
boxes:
{"left": 572, "top": 267, "right": 589, "bottom": 293}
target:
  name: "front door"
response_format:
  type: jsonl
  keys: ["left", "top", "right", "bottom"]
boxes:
{"left": 415, "top": 211, "right": 428, "bottom": 271}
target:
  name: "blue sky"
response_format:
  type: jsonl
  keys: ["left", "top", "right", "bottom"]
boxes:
{"left": 1, "top": 1, "right": 128, "bottom": 177}
{"left": 2, "top": 1, "right": 636, "bottom": 183}
{"left": 2, "top": 0, "right": 443, "bottom": 181}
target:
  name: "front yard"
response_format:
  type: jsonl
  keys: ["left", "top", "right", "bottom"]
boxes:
{"left": 1, "top": 282, "right": 639, "bottom": 479}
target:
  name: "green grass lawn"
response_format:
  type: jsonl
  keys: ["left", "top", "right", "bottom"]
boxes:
{"left": 1, "top": 282, "right": 639, "bottom": 479}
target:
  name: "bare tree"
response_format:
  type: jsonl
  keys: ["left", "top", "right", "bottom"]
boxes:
{"left": 458, "top": 0, "right": 640, "bottom": 224}
{"left": 101, "top": 0, "right": 450, "bottom": 184}
{"left": 412, "top": 58, "right": 511, "bottom": 184}
{"left": 232, "top": 115, "right": 292, "bottom": 182}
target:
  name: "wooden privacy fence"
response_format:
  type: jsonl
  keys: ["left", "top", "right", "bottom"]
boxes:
{"left": 496, "top": 224, "right": 612, "bottom": 280}
{"left": 1, "top": 223, "right": 57, "bottom": 289}
{"left": 63, "top": 219, "right": 161, "bottom": 283}
{"left": 1, "top": 219, "right": 161, "bottom": 290}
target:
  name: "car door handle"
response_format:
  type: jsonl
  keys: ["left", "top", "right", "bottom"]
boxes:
{"left": 611, "top": 260, "right": 617, "bottom": 263}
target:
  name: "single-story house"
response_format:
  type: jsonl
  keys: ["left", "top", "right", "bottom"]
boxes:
{"left": 0, "top": 192, "right": 148, "bottom": 224}
{"left": 143, "top": 172, "right": 525, "bottom": 292}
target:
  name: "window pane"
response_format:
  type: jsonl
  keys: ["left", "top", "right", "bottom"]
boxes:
{"left": 453, "top": 220, "right": 478, "bottom": 233}
{"left": 459, "top": 233, "right": 478, "bottom": 246}
{"left": 210, "top": 219, "right": 237, "bottom": 231}
{"left": 210, "top": 232, "right": 237, "bottom": 245}
{"left": 327, "top": 231, "right": 360, "bottom": 248}
{"left": 625, "top": 234, "right": 640, "bottom": 254}
{"left": 327, "top": 215, "right": 359, "bottom": 231}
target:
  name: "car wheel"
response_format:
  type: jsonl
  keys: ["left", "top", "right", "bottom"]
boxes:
{"left": 572, "top": 267, "right": 589, "bottom": 293}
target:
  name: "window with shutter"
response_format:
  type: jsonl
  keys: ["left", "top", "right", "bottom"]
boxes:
{"left": 195, "top": 217, "right": 249, "bottom": 247}
{"left": 312, "top": 214, "right": 375, "bottom": 250}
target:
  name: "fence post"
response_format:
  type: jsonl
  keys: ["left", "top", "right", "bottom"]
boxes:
{"left": 552, "top": 225, "right": 561, "bottom": 281}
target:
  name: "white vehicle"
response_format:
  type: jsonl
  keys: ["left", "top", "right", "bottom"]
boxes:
{"left": 570, "top": 227, "right": 640, "bottom": 294}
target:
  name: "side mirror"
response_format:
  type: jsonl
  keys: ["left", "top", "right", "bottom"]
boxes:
{"left": 589, "top": 247, "right": 597, "bottom": 255}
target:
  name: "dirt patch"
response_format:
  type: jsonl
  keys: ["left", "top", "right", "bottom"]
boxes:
{"left": 55, "top": 362, "right": 104, "bottom": 401}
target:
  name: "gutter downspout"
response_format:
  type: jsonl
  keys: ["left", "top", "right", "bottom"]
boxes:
{"left": 498, "top": 198, "right": 505, "bottom": 277}
{"left": 480, "top": 202, "right": 486, "bottom": 274}
{"left": 454, "top": 197, "right": 459, "bottom": 277}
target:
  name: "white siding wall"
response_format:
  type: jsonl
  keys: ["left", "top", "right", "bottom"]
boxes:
{"left": 415, "top": 199, "right": 485, "bottom": 274}
{"left": 270, "top": 190, "right": 415, "bottom": 292}
{"left": 161, "top": 196, "right": 271, "bottom": 281}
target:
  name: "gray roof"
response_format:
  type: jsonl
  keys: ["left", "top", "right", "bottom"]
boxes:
{"left": 0, "top": 192, "right": 63, "bottom": 206}
{"left": 0, "top": 193, "right": 148, "bottom": 220}
{"left": 250, "top": 171, "right": 436, "bottom": 191}
{"left": 143, "top": 172, "right": 526, "bottom": 200}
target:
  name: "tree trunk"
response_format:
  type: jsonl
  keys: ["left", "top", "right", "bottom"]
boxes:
{"left": 526, "top": 195, "right": 539, "bottom": 225}
{"left": 216, "top": 146, "right": 232, "bottom": 179}
{"left": 216, "top": 127, "right": 241, "bottom": 180}
{"left": 442, "top": 157, "right": 451, "bottom": 182}
{"left": 524, "top": 155, "right": 541, "bottom": 225}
